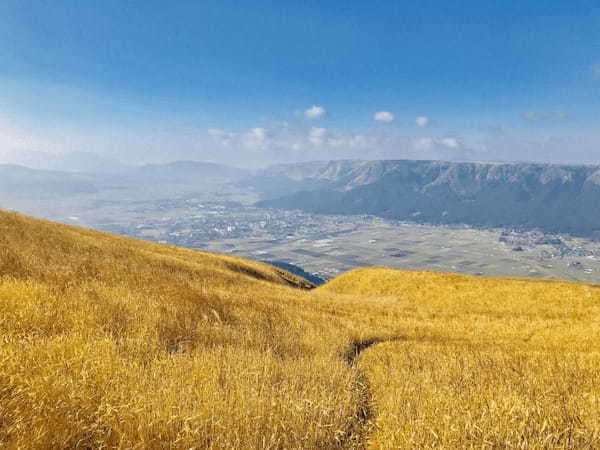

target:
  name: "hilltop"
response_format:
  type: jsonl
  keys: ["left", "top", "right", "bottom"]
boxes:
{"left": 2, "top": 210, "right": 600, "bottom": 448}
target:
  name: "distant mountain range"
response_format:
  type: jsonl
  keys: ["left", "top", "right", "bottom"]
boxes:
{"left": 0, "top": 151, "right": 248, "bottom": 181}
{"left": 0, "top": 159, "right": 248, "bottom": 199}
{"left": 3, "top": 157, "right": 600, "bottom": 237}
{"left": 0, "top": 150, "right": 130, "bottom": 174}
{"left": 0, "top": 164, "right": 105, "bottom": 197}
{"left": 251, "top": 160, "right": 600, "bottom": 237}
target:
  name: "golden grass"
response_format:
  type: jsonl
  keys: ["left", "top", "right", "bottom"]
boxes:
{"left": 1, "top": 212, "right": 600, "bottom": 448}
{"left": 322, "top": 269, "right": 600, "bottom": 448}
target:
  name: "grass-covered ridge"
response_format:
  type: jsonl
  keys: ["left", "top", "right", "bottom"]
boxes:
{"left": 2, "top": 211, "right": 600, "bottom": 448}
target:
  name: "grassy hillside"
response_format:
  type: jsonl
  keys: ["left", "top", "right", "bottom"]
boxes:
{"left": 2, "top": 211, "right": 600, "bottom": 448}
{"left": 321, "top": 269, "right": 600, "bottom": 448}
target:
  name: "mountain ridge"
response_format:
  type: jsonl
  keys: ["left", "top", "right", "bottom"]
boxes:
{"left": 253, "top": 159, "right": 600, "bottom": 237}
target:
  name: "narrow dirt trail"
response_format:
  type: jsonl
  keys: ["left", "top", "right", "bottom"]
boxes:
{"left": 340, "top": 337, "right": 406, "bottom": 449}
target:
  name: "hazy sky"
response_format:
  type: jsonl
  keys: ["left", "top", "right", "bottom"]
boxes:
{"left": 1, "top": 1, "right": 600, "bottom": 168}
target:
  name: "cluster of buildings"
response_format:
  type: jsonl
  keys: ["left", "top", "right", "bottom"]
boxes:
{"left": 101, "top": 199, "right": 366, "bottom": 249}
{"left": 499, "top": 230, "right": 600, "bottom": 273}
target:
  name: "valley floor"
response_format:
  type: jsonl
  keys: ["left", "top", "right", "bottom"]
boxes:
{"left": 1, "top": 211, "right": 600, "bottom": 448}
{"left": 7, "top": 191, "right": 600, "bottom": 285}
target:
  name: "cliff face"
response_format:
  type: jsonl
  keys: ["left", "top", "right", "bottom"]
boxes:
{"left": 254, "top": 160, "right": 600, "bottom": 236}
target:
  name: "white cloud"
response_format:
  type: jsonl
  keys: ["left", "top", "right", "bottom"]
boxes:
{"left": 207, "top": 128, "right": 236, "bottom": 146}
{"left": 205, "top": 124, "right": 380, "bottom": 161}
{"left": 347, "top": 134, "right": 370, "bottom": 148}
{"left": 413, "top": 137, "right": 434, "bottom": 151}
{"left": 439, "top": 137, "right": 459, "bottom": 149}
{"left": 202, "top": 122, "right": 600, "bottom": 167}
{"left": 374, "top": 111, "right": 394, "bottom": 122}
{"left": 207, "top": 128, "right": 226, "bottom": 138}
{"left": 415, "top": 116, "right": 430, "bottom": 128}
{"left": 308, "top": 127, "right": 327, "bottom": 146}
{"left": 304, "top": 105, "right": 327, "bottom": 119}
{"left": 413, "top": 136, "right": 460, "bottom": 151}
{"left": 242, "top": 127, "right": 270, "bottom": 151}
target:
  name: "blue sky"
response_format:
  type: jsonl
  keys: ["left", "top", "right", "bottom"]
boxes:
{"left": 1, "top": 0, "right": 599, "bottom": 167}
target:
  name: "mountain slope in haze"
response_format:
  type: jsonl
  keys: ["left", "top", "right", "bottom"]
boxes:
{"left": 0, "top": 160, "right": 248, "bottom": 201}
{"left": 0, "top": 150, "right": 130, "bottom": 174}
{"left": 0, "top": 164, "right": 106, "bottom": 197}
{"left": 0, "top": 151, "right": 248, "bottom": 180}
{"left": 2, "top": 211, "right": 600, "bottom": 448}
{"left": 255, "top": 159, "right": 600, "bottom": 236}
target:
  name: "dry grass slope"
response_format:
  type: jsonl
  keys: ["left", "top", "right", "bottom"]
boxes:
{"left": 322, "top": 269, "right": 600, "bottom": 448}
{"left": 1, "top": 212, "right": 600, "bottom": 449}
{"left": 0, "top": 211, "right": 371, "bottom": 449}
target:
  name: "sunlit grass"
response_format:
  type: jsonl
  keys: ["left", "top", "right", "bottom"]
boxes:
{"left": 2, "top": 211, "right": 600, "bottom": 448}
{"left": 322, "top": 269, "right": 600, "bottom": 448}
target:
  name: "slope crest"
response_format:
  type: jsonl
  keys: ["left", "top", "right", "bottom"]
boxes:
{"left": 0, "top": 210, "right": 312, "bottom": 289}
